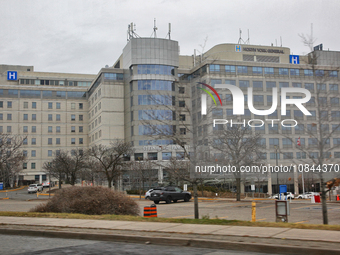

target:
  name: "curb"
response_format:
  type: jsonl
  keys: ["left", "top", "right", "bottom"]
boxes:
{"left": 0, "top": 226, "right": 338, "bottom": 255}
{"left": 0, "top": 186, "right": 26, "bottom": 193}
{"left": 0, "top": 198, "right": 9, "bottom": 200}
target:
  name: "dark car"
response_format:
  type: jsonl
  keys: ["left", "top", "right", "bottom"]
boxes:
{"left": 149, "top": 186, "right": 191, "bottom": 204}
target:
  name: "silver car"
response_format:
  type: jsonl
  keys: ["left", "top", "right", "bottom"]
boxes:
{"left": 28, "top": 184, "right": 43, "bottom": 193}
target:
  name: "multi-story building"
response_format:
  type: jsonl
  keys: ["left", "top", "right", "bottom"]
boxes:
{"left": 1, "top": 31, "right": 339, "bottom": 194}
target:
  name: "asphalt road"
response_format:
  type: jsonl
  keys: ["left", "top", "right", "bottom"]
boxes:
{"left": 0, "top": 234, "right": 275, "bottom": 255}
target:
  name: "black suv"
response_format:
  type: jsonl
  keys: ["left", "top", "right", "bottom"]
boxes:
{"left": 149, "top": 186, "right": 191, "bottom": 204}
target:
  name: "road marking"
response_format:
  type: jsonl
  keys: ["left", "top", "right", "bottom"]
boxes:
{"left": 292, "top": 205, "right": 317, "bottom": 210}
{"left": 259, "top": 205, "right": 274, "bottom": 209}
{"left": 256, "top": 218, "right": 266, "bottom": 221}
{"left": 294, "top": 220, "right": 308, "bottom": 224}
{"left": 171, "top": 215, "right": 194, "bottom": 218}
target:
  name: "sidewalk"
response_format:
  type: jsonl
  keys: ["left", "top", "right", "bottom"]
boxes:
{"left": 0, "top": 216, "right": 339, "bottom": 254}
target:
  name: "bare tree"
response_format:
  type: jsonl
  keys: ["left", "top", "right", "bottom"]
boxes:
{"left": 88, "top": 140, "right": 134, "bottom": 189}
{"left": 0, "top": 134, "right": 26, "bottom": 188}
{"left": 210, "top": 125, "right": 265, "bottom": 201}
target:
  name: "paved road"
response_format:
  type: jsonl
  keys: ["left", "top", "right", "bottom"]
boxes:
{"left": 0, "top": 234, "right": 274, "bottom": 255}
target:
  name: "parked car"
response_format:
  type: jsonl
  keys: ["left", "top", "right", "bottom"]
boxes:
{"left": 149, "top": 186, "right": 191, "bottom": 204}
{"left": 42, "top": 182, "right": 54, "bottom": 187}
{"left": 28, "top": 184, "right": 42, "bottom": 193}
{"left": 145, "top": 189, "right": 153, "bottom": 199}
{"left": 271, "top": 192, "right": 294, "bottom": 199}
{"left": 297, "top": 192, "right": 320, "bottom": 199}
{"left": 37, "top": 183, "right": 43, "bottom": 191}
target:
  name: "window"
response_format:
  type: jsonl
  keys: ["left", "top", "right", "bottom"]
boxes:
{"left": 31, "top": 150, "right": 36, "bottom": 157}
{"left": 225, "top": 65, "right": 236, "bottom": 73}
{"left": 0, "top": 126, "right": 2, "bottom": 133}
{"left": 264, "top": 67, "right": 274, "bottom": 74}
{"left": 71, "top": 126, "right": 75, "bottom": 132}
{"left": 305, "top": 83, "right": 314, "bottom": 92}
{"left": 292, "top": 82, "right": 302, "bottom": 88}
{"left": 71, "top": 138, "right": 75, "bottom": 144}
{"left": 23, "top": 114, "right": 28, "bottom": 120}
{"left": 330, "top": 84, "right": 339, "bottom": 92}
{"left": 210, "top": 64, "right": 220, "bottom": 72}
{"left": 296, "top": 152, "right": 306, "bottom": 159}
{"left": 7, "top": 114, "right": 12, "bottom": 120}
{"left": 134, "top": 153, "right": 143, "bottom": 161}
{"left": 79, "top": 115, "right": 83, "bottom": 121}
{"left": 329, "top": 70, "right": 338, "bottom": 77}
{"left": 48, "top": 138, "right": 52, "bottom": 145}
{"left": 56, "top": 102, "right": 61, "bottom": 109}
{"left": 32, "top": 114, "right": 36, "bottom": 121}
{"left": 237, "top": 66, "right": 248, "bottom": 73}
{"left": 266, "top": 81, "right": 276, "bottom": 89}
{"left": 279, "top": 82, "right": 289, "bottom": 88}
{"left": 48, "top": 150, "right": 52, "bottom": 157}
{"left": 252, "top": 67, "right": 262, "bottom": 74}
{"left": 0, "top": 114, "right": 2, "bottom": 120}
{"left": 79, "top": 103, "right": 83, "bottom": 109}
{"left": 180, "top": 128, "right": 186, "bottom": 135}
{"left": 71, "top": 103, "right": 75, "bottom": 109}
{"left": 179, "top": 114, "right": 186, "bottom": 121}
{"left": 79, "top": 126, "right": 83, "bottom": 132}
{"left": 7, "top": 101, "right": 12, "bottom": 108}
{"left": 315, "top": 70, "right": 324, "bottom": 76}
{"left": 24, "top": 102, "right": 28, "bottom": 108}
{"left": 0, "top": 101, "right": 2, "bottom": 108}
{"left": 279, "top": 68, "right": 288, "bottom": 75}
{"left": 162, "top": 152, "right": 172, "bottom": 160}
{"left": 317, "top": 83, "right": 327, "bottom": 91}
{"left": 56, "top": 126, "right": 60, "bottom": 133}
{"left": 56, "top": 138, "right": 60, "bottom": 145}
{"left": 7, "top": 126, "right": 11, "bottom": 133}
{"left": 48, "top": 114, "right": 52, "bottom": 121}
{"left": 79, "top": 138, "right": 83, "bottom": 144}
{"left": 283, "top": 152, "right": 293, "bottom": 159}
{"left": 179, "top": 101, "right": 185, "bottom": 107}
{"left": 48, "top": 102, "right": 53, "bottom": 109}
{"left": 31, "top": 163, "right": 36, "bottom": 169}
{"left": 269, "top": 138, "right": 279, "bottom": 148}
{"left": 290, "top": 69, "right": 300, "bottom": 76}
{"left": 23, "top": 138, "right": 27, "bottom": 145}
{"left": 239, "top": 80, "right": 249, "bottom": 89}
{"left": 31, "top": 138, "right": 36, "bottom": 145}
{"left": 71, "top": 114, "right": 76, "bottom": 121}
{"left": 32, "top": 102, "right": 36, "bottom": 108}
{"left": 253, "top": 81, "right": 263, "bottom": 91}
{"left": 56, "top": 114, "right": 60, "bottom": 121}
{"left": 270, "top": 153, "right": 280, "bottom": 160}
{"left": 23, "top": 150, "right": 27, "bottom": 157}
{"left": 48, "top": 126, "right": 52, "bottom": 133}
{"left": 304, "top": 69, "right": 313, "bottom": 76}
{"left": 148, "top": 152, "right": 158, "bottom": 160}
{"left": 225, "top": 80, "right": 236, "bottom": 85}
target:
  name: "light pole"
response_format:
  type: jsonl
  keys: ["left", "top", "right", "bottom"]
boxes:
{"left": 274, "top": 145, "right": 279, "bottom": 194}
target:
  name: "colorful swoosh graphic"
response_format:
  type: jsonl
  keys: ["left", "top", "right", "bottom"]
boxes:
{"left": 197, "top": 82, "right": 223, "bottom": 106}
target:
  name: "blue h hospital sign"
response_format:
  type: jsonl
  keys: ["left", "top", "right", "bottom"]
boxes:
{"left": 7, "top": 71, "right": 17, "bottom": 80}
{"left": 290, "top": 55, "right": 300, "bottom": 64}
{"left": 235, "top": 45, "right": 241, "bottom": 52}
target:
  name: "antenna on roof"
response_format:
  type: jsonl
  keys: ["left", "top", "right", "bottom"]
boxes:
{"left": 237, "top": 29, "right": 250, "bottom": 44}
{"left": 166, "top": 23, "right": 171, "bottom": 40}
{"left": 127, "top": 22, "right": 140, "bottom": 41}
{"left": 151, "top": 18, "right": 158, "bottom": 38}
{"left": 280, "top": 36, "right": 282, "bottom": 47}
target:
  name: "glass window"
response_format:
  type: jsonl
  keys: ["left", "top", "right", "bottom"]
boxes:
{"left": 239, "top": 80, "right": 249, "bottom": 88}
{"left": 225, "top": 79, "right": 236, "bottom": 85}
{"left": 56, "top": 138, "right": 60, "bottom": 144}
{"left": 292, "top": 82, "right": 302, "bottom": 88}
{"left": 48, "top": 102, "right": 52, "bottom": 109}
{"left": 32, "top": 114, "right": 36, "bottom": 121}
{"left": 31, "top": 163, "right": 36, "bottom": 169}
{"left": 48, "top": 150, "right": 52, "bottom": 157}
{"left": 56, "top": 114, "right": 60, "bottom": 121}
{"left": 237, "top": 66, "right": 248, "bottom": 73}
{"left": 32, "top": 126, "right": 36, "bottom": 133}
{"left": 137, "top": 65, "right": 174, "bottom": 75}
{"left": 48, "top": 126, "right": 52, "bottom": 133}
{"left": 252, "top": 67, "right": 262, "bottom": 74}
{"left": 71, "top": 126, "right": 75, "bottom": 132}
{"left": 7, "top": 114, "right": 11, "bottom": 120}
{"left": 6, "top": 126, "right": 11, "bottom": 133}
{"left": 304, "top": 69, "right": 313, "bottom": 76}
{"left": 266, "top": 81, "right": 276, "bottom": 89}
{"left": 305, "top": 83, "right": 314, "bottom": 92}
{"left": 79, "top": 126, "right": 83, "bottom": 132}
{"left": 211, "top": 79, "right": 222, "bottom": 87}
{"left": 253, "top": 81, "right": 263, "bottom": 90}
{"left": 71, "top": 138, "right": 75, "bottom": 144}
{"left": 279, "top": 82, "right": 289, "bottom": 88}
{"left": 67, "top": 92, "right": 86, "bottom": 98}
{"left": 71, "top": 114, "right": 76, "bottom": 121}
{"left": 225, "top": 65, "right": 236, "bottom": 73}
{"left": 0, "top": 101, "right": 2, "bottom": 108}
{"left": 56, "top": 126, "right": 60, "bottom": 133}
{"left": 56, "top": 102, "right": 61, "bottom": 109}
{"left": 264, "top": 67, "right": 274, "bottom": 74}
{"left": 315, "top": 70, "right": 324, "bottom": 76}
{"left": 330, "top": 84, "right": 339, "bottom": 92}
{"left": 7, "top": 101, "right": 12, "bottom": 108}
{"left": 24, "top": 102, "right": 28, "bottom": 108}
{"left": 23, "top": 114, "right": 28, "bottom": 120}
{"left": 48, "top": 114, "right": 52, "bottom": 121}
{"left": 279, "top": 68, "right": 288, "bottom": 75}
{"left": 23, "top": 126, "right": 28, "bottom": 133}
{"left": 290, "top": 69, "right": 300, "bottom": 76}
{"left": 79, "top": 138, "right": 83, "bottom": 144}
{"left": 31, "top": 150, "right": 36, "bottom": 157}
{"left": 134, "top": 153, "right": 143, "bottom": 160}
{"left": 329, "top": 70, "right": 338, "bottom": 77}
{"left": 32, "top": 102, "right": 36, "bottom": 108}
{"left": 79, "top": 103, "right": 83, "bottom": 109}
{"left": 162, "top": 152, "right": 172, "bottom": 160}
{"left": 31, "top": 138, "right": 36, "bottom": 145}
{"left": 48, "top": 138, "right": 52, "bottom": 145}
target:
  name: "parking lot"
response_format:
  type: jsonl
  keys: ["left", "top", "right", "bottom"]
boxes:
{"left": 1, "top": 188, "right": 340, "bottom": 225}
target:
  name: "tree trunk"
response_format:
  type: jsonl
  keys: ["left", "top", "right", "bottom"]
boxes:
{"left": 236, "top": 178, "right": 241, "bottom": 201}
{"left": 320, "top": 176, "right": 328, "bottom": 224}
{"left": 193, "top": 182, "right": 199, "bottom": 219}
{"left": 58, "top": 173, "right": 62, "bottom": 189}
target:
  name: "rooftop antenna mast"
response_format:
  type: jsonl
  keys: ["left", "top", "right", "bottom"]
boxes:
{"left": 127, "top": 22, "right": 140, "bottom": 41}
{"left": 166, "top": 23, "right": 171, "bottom": 40}
{"left": 237, "top": 29, "right": 250, "bottom": 44}
{"left": 151, "top": 18, "right": 158, "bottom": 38}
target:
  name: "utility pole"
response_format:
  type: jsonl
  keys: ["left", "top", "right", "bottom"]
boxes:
{"left": 275, "top": 145, "right": 279, "bottom": 194}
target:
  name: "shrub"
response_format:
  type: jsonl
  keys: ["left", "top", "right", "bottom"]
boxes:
{"left": 31, "top": 186, "right": 139, "bottom": 216}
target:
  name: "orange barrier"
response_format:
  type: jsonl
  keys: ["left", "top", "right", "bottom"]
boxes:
{"left": 143, "top": 204, "right": 157, "bottom": 218}
{"left": 337, "top": 194, "right": 339, "bottom": 201}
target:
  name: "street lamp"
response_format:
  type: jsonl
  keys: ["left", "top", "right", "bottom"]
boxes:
{"left": 274, "top": 145, "right": 279, "bottom": 194}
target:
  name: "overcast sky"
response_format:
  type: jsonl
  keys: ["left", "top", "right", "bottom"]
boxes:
{"left": 1, "top": 0, "right": 339, "bottom": 74}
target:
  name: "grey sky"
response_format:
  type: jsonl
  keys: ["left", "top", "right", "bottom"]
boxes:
{"left": 1, "top": 0, "right": 339, "bottom": 74}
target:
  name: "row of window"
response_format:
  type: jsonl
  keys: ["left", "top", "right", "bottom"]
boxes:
{"left": 89, "top": 116, "right": 101, "bottom": 131}
{"left": 136, "top": 95, "right": 186, "bottom": 107}
{"left": 20, "top": 79, "right": 91, "bottom": 87}
{"left": 209, "top": 64, "right": 338, "bottom": 77}
{"left": 90, "top": 88, "right": 101, "bottom": 106}
{"left": 0, "top": 101, "right": 84, "bottom": 110}
{"left": 137, "top": 65, "right": 175, "bottom": 75}
{"left": 89, "top": 130, "right": 102, "bottom": 142}
{"left": 0, "top": 114, "right": 84, "bottom": 122}
{"left": 20, "top": 137, "right": 84, "bottom": 145}
{"left": 134, "top": 152, "right": 185, "bottom": 161}
{"left": 0, "top": 89, "right": 86, "bottom": 99}
{"left": 89, "top": 102, "right": 101, "bottom": 119}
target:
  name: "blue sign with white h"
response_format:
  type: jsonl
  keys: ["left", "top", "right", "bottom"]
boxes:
{"left": 290, "top": 55, "right": 299, "bottom": 64}
{"left": 7, "top": 71, "right": 17, "bottom": 81}
{"left": 235, "top": 45, "right": 242, "bottom": 52}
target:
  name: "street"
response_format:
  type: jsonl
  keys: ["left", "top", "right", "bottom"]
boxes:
{"left": 0, "top": 234, "right": 276, "bottom": 255}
